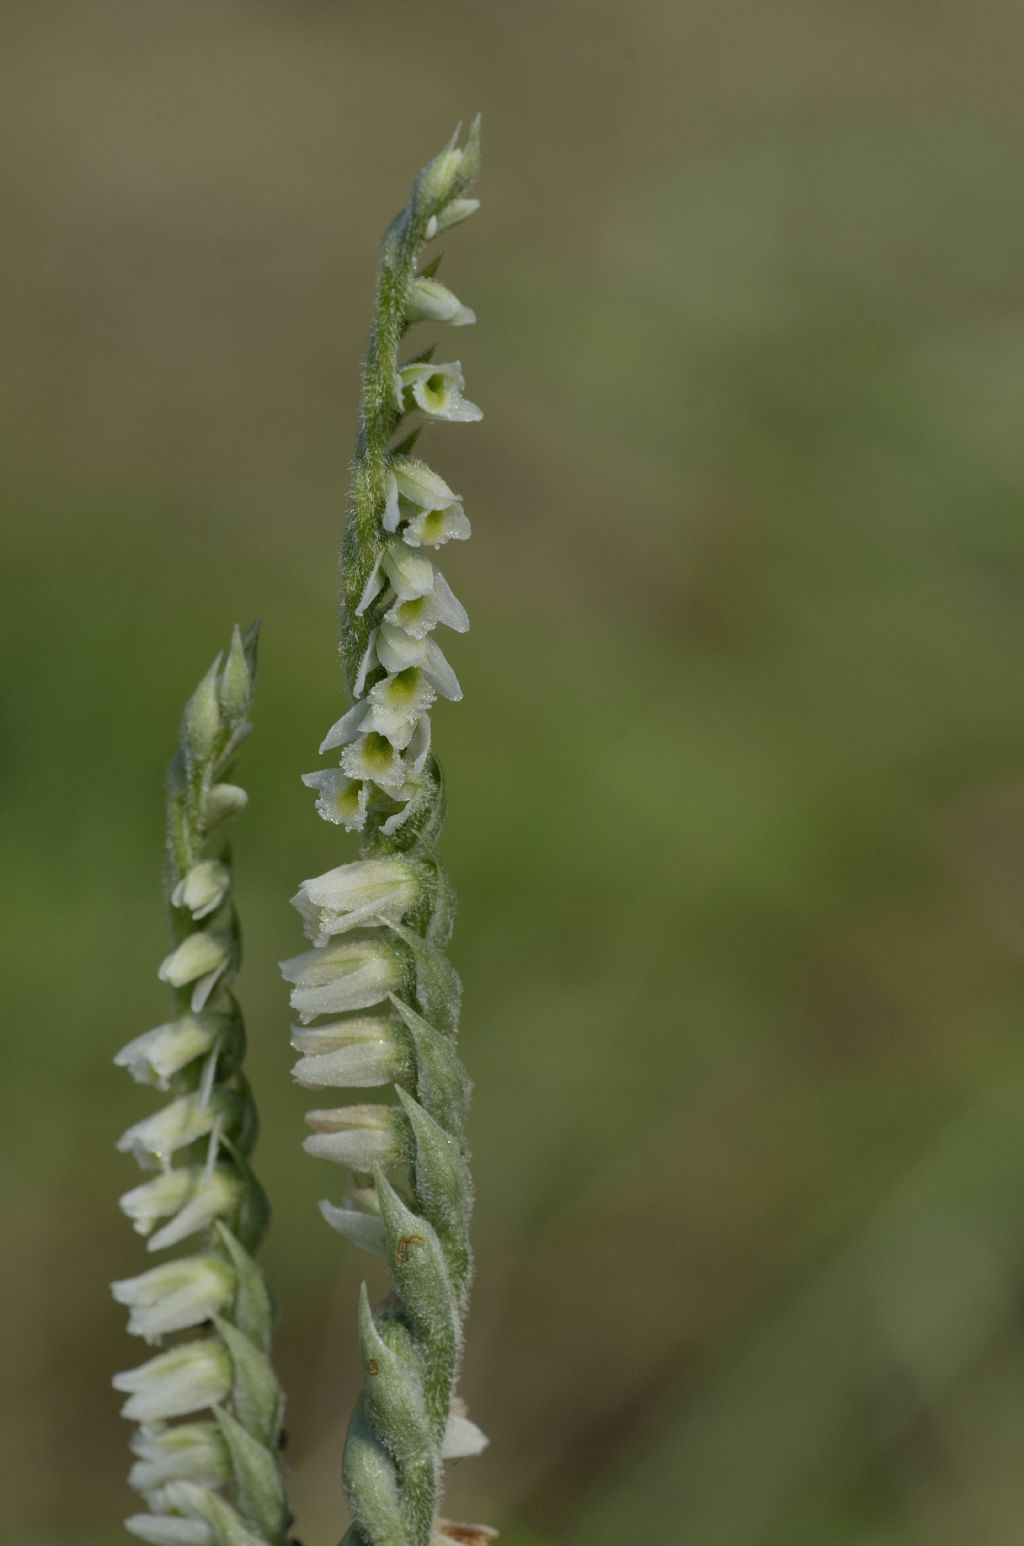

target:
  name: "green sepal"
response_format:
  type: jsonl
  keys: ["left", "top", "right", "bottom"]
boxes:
{"left": 213, "top": 1403, "right": 290, "bottom": 1542}
{"left": 374, "top": 1171, "right": 457, "bottom": 1426}
{"left": 390, "top": 428, "right": 421, "bottom": 458}
{"left": 357, "top": 1284, "right": 434, "bottom": 1467}
{"left": 215, "top": 1223, "right": 274, "bottom": 1353}
{"left": 214, "top": 1316, "right": 283, "bottom": 1449}
{"left": 343, "top": 1395, "right": 405, "bottom": 1546}
{"left": 395, "top": 1088, "right": 472, "bottom": 1298}
{"left": 389, "top": 923, "right": 461, "bottom": 1035}
{"left": 389, "top": 994, "right": 470, "bottom": 1125}
{"left": 192, "top": 1486, "right": 274, "bottom": 1546}
{"left": 400, "top": 857, "right": 454, "bottom": 949}
{"left": 234, "top": 1169, "right": 271, "bottom": 1255}
{"left": 229, "top": 1072, "right": 260, "bottom": 1160}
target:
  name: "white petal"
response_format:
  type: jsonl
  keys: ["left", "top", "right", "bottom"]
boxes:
{"left": 407, "top": 715, "right": 432, "bottom": 774}
{"left": 431, "top": 571, "right": 470, "bottom": 631}
{"left": 432, "top": 196, "right": 480, "bottom": 234}
{"left": 383, "top": 471, "right": 401, "bottom": 533}
{"left": 292, "top": 1014, "right": 404, "bottom": 1086}
{"left": 204, "top": 783, "right": 248, "bottom": 826}
{"left": 423, "top": 638, "right": 462, "bottom": 701}
{"left": 280, "top": 939, "right": 405, "bottom": 1023}
{"left": 375, "top": 623, "right": 424, "bottom": 675}
{"left": 128, "top": 1423, "right": 229, "bottom": 1496}
{"left": 112, "top": 1256, "right": 234, "bottom": 1341}
{"left": 114, "top": 1017, "right": 217, "bottom": 1090}
{"left": 158, "top": 933, "right": 231, "bottom": 992}
{"left": 303, "top": 1105, "right": 402, "bottom": 1167}
{"left": 406, "top": 276, "right": 476, "bottom": 327}
{"left": 319, "top": 703, "right": 367, "bottom": 754}
{"left": 318, "top": 1201, "right": 387, "bottom": 1255}
{"left": 292, "top": 857, "right": 420, "bottom": 943}
{"left": 353, "top": 630, "right": 379, "bottom": 698}
{"left": 356, "top": 555, "right": 385, "bottom": 615}
{"left": 392, "top": 457, "right": 459, "bottom": 511}
{"left": 443, "top": 1408, "right": 490, "bottom": 1460}
{"left": 113, "top": 1341, "right": 231, "bottom": 1423}
{"left": 125, "top": 1515, "right": 215, "bottom": 1546}
{"left": 117, "top": 1093, "right": 220, "bottom": 1167}
{"left": 171, "top": 861, "right": 230, "bottom": 921}
{"left": 382, "top": 541, "right": 435, "bottom": 600}
{"left": 145, "top": 1170, "right": 240, "bottom": 1253}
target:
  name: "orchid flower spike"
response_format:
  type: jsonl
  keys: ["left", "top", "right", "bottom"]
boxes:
{"left": 282, "top": 120, "right": 493, "bottom": 1546}
{"left": 114, "top": 627, "right": 290, "bottom": 1546}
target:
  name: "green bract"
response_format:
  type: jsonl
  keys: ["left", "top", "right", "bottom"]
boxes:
{"left": 283, "top": 122, "right": 491, "bottom": 1546}
{"left": 114, "top": 627, "right": 289, "bottom": 1546}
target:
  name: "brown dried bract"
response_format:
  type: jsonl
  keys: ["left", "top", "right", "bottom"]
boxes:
{"left": 436, "top": 1522, "right": 499, "bottom": 1544}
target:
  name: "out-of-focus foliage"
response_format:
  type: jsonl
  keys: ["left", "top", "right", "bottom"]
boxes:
{"left": 3, "top": 3, "right": 1024, "bottom": 1544}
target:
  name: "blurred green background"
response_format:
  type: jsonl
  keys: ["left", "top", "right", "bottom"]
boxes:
{"left": 3, "top": 2, "right": 1024, "bottom": 1543}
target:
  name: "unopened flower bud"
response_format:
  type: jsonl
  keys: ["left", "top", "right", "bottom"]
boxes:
{"left": 157, "top": 931, "right": 231, "bottom": 991}
{"left": 203, "top": 783, "right": 248, "bottom": 828}
{"left": 124, "top": 1513, "right": 215, "bottom": 1546}
{"left": 114, "top": 1014, "right": 224, "bottom": 1089}
{"left": 427, "top": 197, "right": 480, "bottom": 237}
{"left": 416, "top": 119, "right": 479, "bottom": 210}
{"left": 292, "top": 858, "right": 421, "bottom": 946}
{"left": 303, "top": 1104, "right": 403, "bottom": 1168}
{"left": 112, "top": 1254, "right": 235, "bottom": 1340}
{"left": 171, "top": 861, "right": 230, "bottom": 921}
{"left": 114, "top": 1339, "right": 232, "bottom": 1423}
{"left": 120, "top": 1166, "right": 242, "bottom": 1251}
{"left": 117, "top": 1089, "right": 239, "bottom": 1166}
{"left": 291, "top": 1013, "right": 406, "bottom": 1087}
{"left": 406, "top": 276, "right": 475, "bottom": 327}
{"left": 157, "top": 931, "right": 233, "bottom": 1012}
{"left": 280, "top": 938, "right": 407, "bottom": 1023}
{"left": 128, "top": 1422, "right": 230, "bottom": 1497}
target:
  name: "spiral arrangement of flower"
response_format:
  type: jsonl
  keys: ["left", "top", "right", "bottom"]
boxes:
{"left": 113, "top": 627, "right": 289, "bottom": 1546}
{"left": 282, "top": 124, "right": 495, "bottom": 1546}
